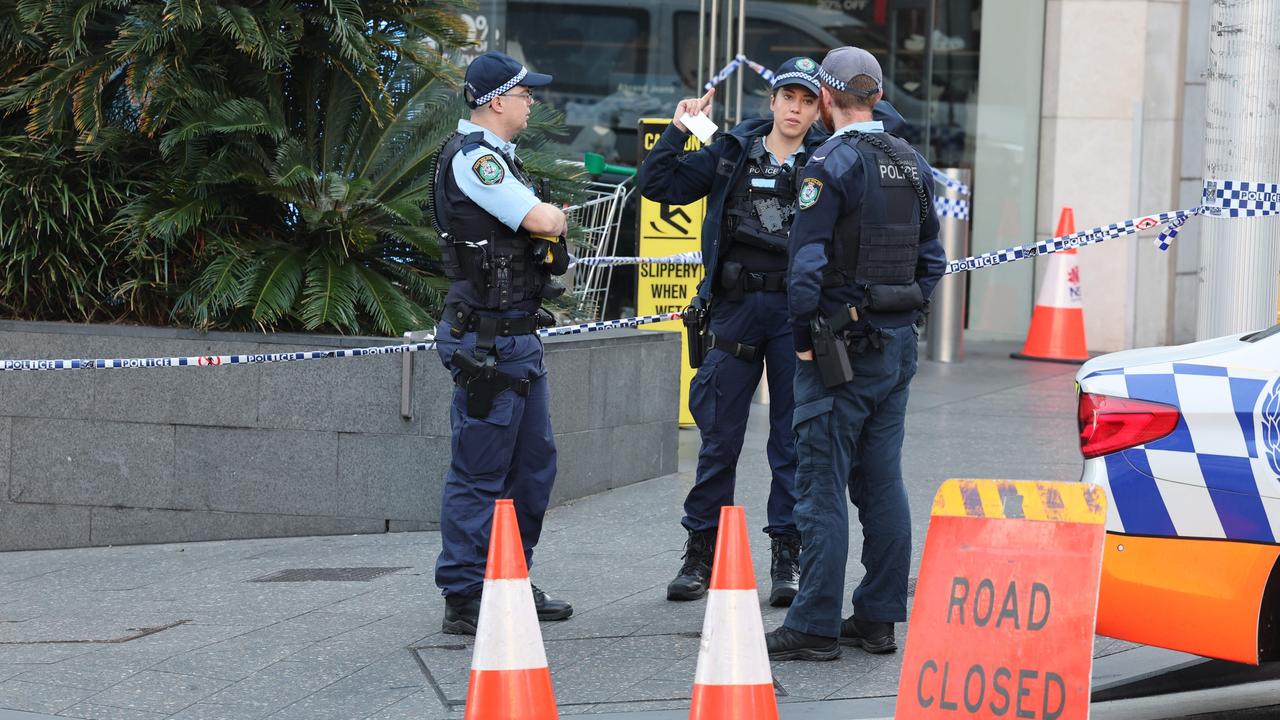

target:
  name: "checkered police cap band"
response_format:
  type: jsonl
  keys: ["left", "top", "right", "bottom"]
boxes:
{"left": 474, "top": 67, "right": 529, "bottom": 107}
{"left": 815, "top": 66, "right": 846, "bottom": 92}
{"left": 772, "top": 71, "right": 819, "bottom": 86}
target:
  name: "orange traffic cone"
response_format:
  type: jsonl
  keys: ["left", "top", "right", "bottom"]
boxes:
{"left": 689, "top": 506, "right": 778, "bottom": 720}
{"left": 1011, "top": 207, "right": 1089, "bottom": 363}
{"left": 464, "top": 499, "right": 558, "bottom": 720}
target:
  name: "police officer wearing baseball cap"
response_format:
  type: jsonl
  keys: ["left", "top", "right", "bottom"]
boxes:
{"left": 429, "top": 51, "right": 573, "bottom": 635}
{"left": 640, "top": 57, "right": 828, "bottom": 608}
{"left": 764, "top": 47, "right": 946, "bottom": 661}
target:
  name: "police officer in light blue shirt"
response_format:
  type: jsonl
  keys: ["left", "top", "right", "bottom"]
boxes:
{"left": 428, "top": 51, "right": 573, "bottom": 635}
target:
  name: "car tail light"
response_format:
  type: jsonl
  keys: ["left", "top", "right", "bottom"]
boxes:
{"left": 1077, "top": 392, "right": 1180, "bottom": 459}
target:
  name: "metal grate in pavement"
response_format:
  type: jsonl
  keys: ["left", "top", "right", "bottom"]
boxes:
{"left": 250, "top": 567, "right": 410, "bottom": 582}
{"left": 413, "top": 633, "right": 708, "bottom": 709}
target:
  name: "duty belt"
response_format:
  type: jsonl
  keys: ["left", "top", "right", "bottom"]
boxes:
{"left": 445, "top": 303, "right": 552, "bottom": 339}
{"left": 740, "top": 270, "right": 787, "bottom": 293}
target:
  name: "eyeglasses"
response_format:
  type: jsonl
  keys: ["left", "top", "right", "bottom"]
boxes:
{"left": 504, "top": 91, "right": 536, "bottom": 105}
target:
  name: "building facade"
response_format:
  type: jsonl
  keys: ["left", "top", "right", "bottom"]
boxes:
{"left": 463, "top": 0, "right": 1225, "bottom": 351}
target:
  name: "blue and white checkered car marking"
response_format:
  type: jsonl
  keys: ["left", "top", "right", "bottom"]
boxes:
{"left": 1079, "top": 336, "right": 1280, "bottom": 544}
{"left": 474, "top": 67, "right": 529, "bottom": 107}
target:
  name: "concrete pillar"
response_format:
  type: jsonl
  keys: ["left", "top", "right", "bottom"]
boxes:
{"left": 1195, "top": 0, "right": 1280, "bottom": 338}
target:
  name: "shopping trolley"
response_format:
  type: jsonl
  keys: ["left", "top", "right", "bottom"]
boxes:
{"left": 563, "top": 153, "right": 636, "bottom": 321}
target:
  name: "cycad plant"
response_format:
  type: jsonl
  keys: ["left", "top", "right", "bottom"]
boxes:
{"left": 1, "top": 0, "right": 582, "bottom": 335}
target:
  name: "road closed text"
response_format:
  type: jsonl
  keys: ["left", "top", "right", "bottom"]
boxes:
{"left": 912, "top": 576, "right": 1066, "bottom": 720}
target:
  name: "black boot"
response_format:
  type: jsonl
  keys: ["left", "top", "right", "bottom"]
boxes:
{"left": 531, "top": 584, "right": 573, "bottom": 621}
{"left": 442, "top": 594, "right": 481, "bottom": 635}
{"left": 667, "top": 528, "right": 716, "bottom": 601}
{"left": 768, "top": 535, "right": 801, "bottom": 607}
{"left": 765, "top": 625, "right": 841, "bottom": 661}
{"left": 839, "top": 615, "right": 897, "bottom": 654}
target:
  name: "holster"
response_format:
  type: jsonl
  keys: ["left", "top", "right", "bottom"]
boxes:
{"left": 810, "top": 313, "right": 854, "bottom": 389}
{"left": 531, "top": 233, "right": 571, "bottom": 276}
{"left": 682, "top": 301, "right": 710, "bottom": 368}
{"left": 719, "top": 261, "right": 745, "bottom": 302}
{"left": 451, "top": 350, "right": 531, "bottom": 418}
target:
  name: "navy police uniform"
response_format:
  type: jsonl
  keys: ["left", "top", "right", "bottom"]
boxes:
{"left": 773, "top": 47, "right": 946, "bottom": 657}
{"left": 640, "top": 58, "right": 827, "bottom": 606}
{"left": 430, "top": 52, "right": 572, "bottom": 634}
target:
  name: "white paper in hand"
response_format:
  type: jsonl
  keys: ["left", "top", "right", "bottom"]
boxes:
{"left": 680, "top": 112, "right": 718, "bottom": 144}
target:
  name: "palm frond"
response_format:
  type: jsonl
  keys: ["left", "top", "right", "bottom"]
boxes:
{"left": 299, "top": 253, "right": 359, "bottom": 331}
{"left": 246, "top": 245, "right": 304, "bottom": 325}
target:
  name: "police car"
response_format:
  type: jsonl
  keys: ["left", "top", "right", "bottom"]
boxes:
{"left": 1075, "top": 323, "right": 1280, "bottom": 664}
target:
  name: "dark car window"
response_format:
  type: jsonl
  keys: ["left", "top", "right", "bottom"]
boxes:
{"left": 506, "top": 4, "right": 649, "bottom": 97}
{"left": 673, "top": 12, "right": 830, "bottom": 92}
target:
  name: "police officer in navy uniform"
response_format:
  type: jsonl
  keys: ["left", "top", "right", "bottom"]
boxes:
{"left": 640, "top": 58, "right": 827, "bottom": 607}
{"left": 764, "top": 47, "right": 946, "bottom": 660}
{"left": 429, "top": 51, "right": 573, "bottom": 635}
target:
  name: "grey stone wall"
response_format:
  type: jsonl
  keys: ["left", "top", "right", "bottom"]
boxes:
{"left": 0, "top": 321, "right": 680, "bottom": 551}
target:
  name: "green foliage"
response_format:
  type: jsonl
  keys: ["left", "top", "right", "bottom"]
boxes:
{"left": 0, "top": 0, "right": 582, "bottom": 336}
{"left": 0, "top": 133, "right": 171, "bottom": 323}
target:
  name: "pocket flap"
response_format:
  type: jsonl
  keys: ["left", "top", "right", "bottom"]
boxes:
{"left": 792, "top": 396, "right": 834, "bottom": 428}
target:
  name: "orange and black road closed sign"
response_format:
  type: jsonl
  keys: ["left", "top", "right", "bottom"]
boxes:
{"left": 636, "top": 118, "right": 707, "bottom": 426}
{"left": 896, "top": 479, "right": 1107, "bottom": 720}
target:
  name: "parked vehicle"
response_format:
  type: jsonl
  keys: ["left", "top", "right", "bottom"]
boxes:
{"left": 503, "top": 0, "right": 954, "bottom": 164}
{"left": 1075, "top": 323, "right": 1280, "bottom": 664}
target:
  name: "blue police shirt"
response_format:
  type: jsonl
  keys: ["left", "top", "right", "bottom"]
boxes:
{"left": 450, "top": 119, "right": 541, "bottom": 231}
{"left": 787, "top": 119, "right": 945, "bottom": 351}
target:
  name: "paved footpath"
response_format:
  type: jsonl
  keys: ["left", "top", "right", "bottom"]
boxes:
{"left": 0, "top": 341, "right": 1109, "bottom": 719}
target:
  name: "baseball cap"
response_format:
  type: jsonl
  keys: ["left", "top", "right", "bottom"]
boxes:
{"left": 771, "top": 57, "right": 821, "bottom": 95}
{"left": 816, "top": 46, "right": 883, "bottom": 97}
{"left": 463, "top": 51, "right": 553, "bottom": 109}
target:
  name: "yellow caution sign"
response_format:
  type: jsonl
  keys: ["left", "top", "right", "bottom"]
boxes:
{"left": 637, "top": 118, "right": 707, "bottom": 426}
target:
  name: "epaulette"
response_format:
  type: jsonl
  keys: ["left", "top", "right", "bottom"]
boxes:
{"left": 459, "top": 131, "right": 487, "bottom": 154}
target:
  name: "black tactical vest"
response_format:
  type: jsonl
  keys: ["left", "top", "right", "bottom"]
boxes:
{"left": 722, "top": 138, "right": 803, "bottom": 273}
{"left": 430, "top": 131, "right": 553, "bottom": 312}
{"left": 823, "top": 132, "right": 927, "bottom": 295}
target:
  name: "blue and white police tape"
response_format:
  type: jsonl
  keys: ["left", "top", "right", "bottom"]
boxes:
{"left": 577, "top": 209, "right": 1188, "bottom": 276}
{"left": 539, "top": 312, "right": 684, "bottom": 337}
{"left": 1154, "top": 179, "right": 1280, "bottom": 251}
{"left": 0, "top": 313, "right": 690, "bottom": 372}
{"left": 571, "top": 251, "right": 704, "bottom": 269}
{"left": 935, "top": 196, "right": 969, "bottom": 220}
{"left": 0, "top": 342, "right": 438, "bottom": 372}
{"left": 945, "top": 210, "right": 1189, "bottom": 274}
{"left": 704, "top": 54, "right": 774, "bottom": 91}
{"left": 931, "top": 168, "right": 970, "bottom": 196}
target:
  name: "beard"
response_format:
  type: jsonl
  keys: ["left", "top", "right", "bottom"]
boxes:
{"left": 820, "top": 103, "right": 834, "bottom": 133}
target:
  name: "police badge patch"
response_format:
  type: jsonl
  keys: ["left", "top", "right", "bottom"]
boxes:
{"left": 472, "top": 154, "right": 505, "bottom": 185}
{"left": 797, "top": 58, "right": 817, "bottom": 73}
{"left": 798, "top": 178, "right": 823, "bottom": 209}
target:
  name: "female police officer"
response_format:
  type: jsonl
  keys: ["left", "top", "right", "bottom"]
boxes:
{"left": 640, "top": 58, "right": 827, "bottom": 607}
{"left": 429, "top": 51, "right": 573, "bottom": 635}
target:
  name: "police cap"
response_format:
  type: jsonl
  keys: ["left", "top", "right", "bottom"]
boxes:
{"left": 771, "top": 57, "right": 821, "bottom": 96}
{"left": 816, "top": 46, "right": 883, "bottom": 98}
{"left": 464, "top": 51, "right": 553, "bottom": 109}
